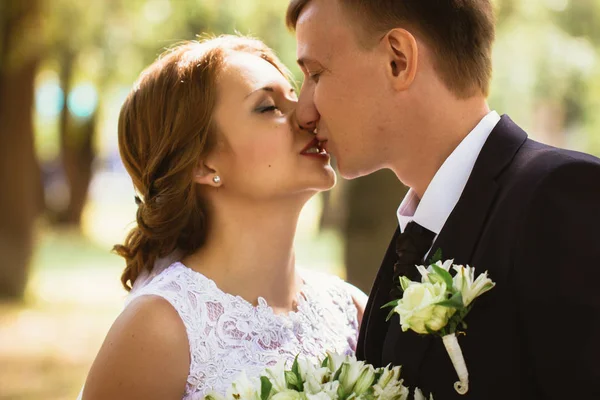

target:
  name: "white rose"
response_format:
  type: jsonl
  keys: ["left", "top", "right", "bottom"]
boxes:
{"left": 394, "top": 282, "right": 456, "bottom": 334}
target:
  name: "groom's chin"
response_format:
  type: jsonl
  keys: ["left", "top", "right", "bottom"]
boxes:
{"left": 335, "top": 160, "right": 376, "bottom": 180}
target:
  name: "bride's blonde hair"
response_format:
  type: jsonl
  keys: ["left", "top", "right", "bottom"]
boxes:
{"left": 114, "top": 35, "right": 291, "bottom": 290}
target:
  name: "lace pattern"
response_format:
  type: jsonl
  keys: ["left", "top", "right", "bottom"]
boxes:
{"left": 126, "top": 262, "right": 359, "bottom": 399}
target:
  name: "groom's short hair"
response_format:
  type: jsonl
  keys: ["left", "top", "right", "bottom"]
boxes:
{"left": 287, "top": 0, "right": 495, "bottom": 98}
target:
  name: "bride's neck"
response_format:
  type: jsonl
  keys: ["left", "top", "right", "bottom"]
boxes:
{"left": 183, "top": 197, "right": 305, "bottom": 313}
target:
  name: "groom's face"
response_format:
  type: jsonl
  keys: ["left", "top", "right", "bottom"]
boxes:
{"left": 294, "top": 0, "right": 392, "bottom": 178}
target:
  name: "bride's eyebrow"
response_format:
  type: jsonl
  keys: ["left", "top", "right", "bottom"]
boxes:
{"left": 245, "top": 86, "right": 275, "bottom": 99}
{"left": 245, "top": 86, "right": 295, "bottom": 100}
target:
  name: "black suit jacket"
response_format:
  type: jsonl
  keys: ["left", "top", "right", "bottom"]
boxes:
{"left": 356, "top": 116, "right": 600, "bottom": 399}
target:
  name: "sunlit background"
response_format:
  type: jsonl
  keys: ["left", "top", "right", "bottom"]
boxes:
{"left": 1, "top": 0, "right": 599, "bottom": 399}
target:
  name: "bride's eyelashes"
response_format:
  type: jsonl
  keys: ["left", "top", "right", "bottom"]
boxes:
{"left": 255, "top": 100, "right": 285, "bottom": 116}
{"left": 257, "top": 104, "right": 280, "bottom": 113}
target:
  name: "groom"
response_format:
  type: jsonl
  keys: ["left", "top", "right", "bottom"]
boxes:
{"left": 287, "top": 0, "right": 600, "bottom": 398}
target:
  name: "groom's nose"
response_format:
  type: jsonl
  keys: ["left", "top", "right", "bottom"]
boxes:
{"left": 296, "top": 82, "right": 320, "bottom": 131}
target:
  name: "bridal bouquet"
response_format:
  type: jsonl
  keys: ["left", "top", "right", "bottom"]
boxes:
{"left": 204, "top": 353, "right": 431, "bottom": 400}
{"left": 384, "top": 255, "right": 495, "bottom": 395}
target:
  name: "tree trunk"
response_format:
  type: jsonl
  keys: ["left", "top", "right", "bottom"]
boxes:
{"left": 51, "top": 51, "right": 96, "bottom": 227}
{"left": 344, "top": 170, "right": 408, "bottom": 293}
{"left": 0, "top": 0, "right": 41, "bottom": 300}
{"left": 60, "top": 112, "right": 96, "bottom": 226}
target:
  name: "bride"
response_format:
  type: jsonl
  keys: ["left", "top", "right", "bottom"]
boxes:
{"left": 78, "top": 35, "right": 367, "bottom": 400}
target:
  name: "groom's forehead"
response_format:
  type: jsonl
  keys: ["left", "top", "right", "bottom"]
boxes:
{"left": 295, "top": 0, "right": 354, "bottom": 59}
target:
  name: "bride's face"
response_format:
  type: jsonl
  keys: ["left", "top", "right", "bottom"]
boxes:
{"left": 208, "top": 52, "right": 336, "bottom": 200}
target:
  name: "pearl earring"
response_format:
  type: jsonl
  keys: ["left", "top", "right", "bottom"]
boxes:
{"left": 213, "top": 176, "right": 221, "bottom": 184}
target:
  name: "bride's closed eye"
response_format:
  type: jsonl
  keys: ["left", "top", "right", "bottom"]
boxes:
{"left": 256, "top": 104, "right": 281, "bottom": 114}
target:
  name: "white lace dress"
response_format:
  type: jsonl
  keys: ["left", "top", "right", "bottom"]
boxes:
{"left": 120, "top": 262, "right": 359, "bottom": 399}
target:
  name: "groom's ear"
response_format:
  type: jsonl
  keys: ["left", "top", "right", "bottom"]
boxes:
{"left": 383, "top": 29, "right": 419, "bottom": 91}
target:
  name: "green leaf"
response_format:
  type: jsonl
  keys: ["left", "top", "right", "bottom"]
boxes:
{"left": 385, "top": 307, "right": 397, "bottom": 322}
{"left": 285, "top": 371, "right": 299, "bottom": 390}
{"left": 260, "top": 376, "right": 272, "bottom": 400}
{"left": 321, "top": 357, "right": 329, "bottom": 368}
{"left": 333, "top": 364, "right": 343, "bottom": 381}
{"left": 431, "top": 264, "right": 453, "bottom": 289}
{"left": 291, "top": 355, "right": 304, "bottom": 391}
{"left": 428, "top": 248, "right": 443, "bottom": 264}
{"left": 292, "top": 355, "right": 300, "bottom": 377}
{"left": 436, "top": 292, "right": 464, "bottom": 309}
{"left": 380, "top": 299, "right": 399, "bottom": 310}
{"left": 399, "top": 276, "right": 413, "bottom": 291}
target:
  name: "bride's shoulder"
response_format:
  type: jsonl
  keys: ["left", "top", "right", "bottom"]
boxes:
{"left": 82, "top": 295, "right": 189, "bottom": 399}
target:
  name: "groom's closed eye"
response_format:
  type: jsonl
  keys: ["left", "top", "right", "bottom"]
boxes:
{"left": 298, "top": 58, "right": 325, "bottom": 77}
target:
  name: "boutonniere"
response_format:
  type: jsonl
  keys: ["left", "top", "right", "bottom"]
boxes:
{"left": 383, "top": 250, "right": 496, "bottom": 395}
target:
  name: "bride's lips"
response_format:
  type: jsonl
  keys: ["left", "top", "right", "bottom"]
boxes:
{"left": 300, "top": 137, "right": 329, "bottom": 158}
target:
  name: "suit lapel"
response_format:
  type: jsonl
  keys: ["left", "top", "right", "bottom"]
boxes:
{"left": 357, "top": 227, "right": 399, "bottom": 366}
{"left": 380, "top": 115, "right": 528, "bottom": 383}
{"left": 431, "top": 115, "right": 528, "bottom": 265}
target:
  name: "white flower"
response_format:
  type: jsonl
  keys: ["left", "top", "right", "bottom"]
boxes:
{"left": 417, "top": 260, "right": 454, "bottom": 284}
{"left": 270, "top": 390, "right": 302, "bottom": 400}
{"left": 394, "top": 282, "right": 456, "bottom": 334}
{"left": 414, "top": 388, "right": 434, "bottom": 400}
{"left": 371, "top": 365, "right": 408, "bottom": 400}
{"left": 352, "top": 364, "right": 376, "bottom": 395}
{"left": 451, "top": 265, "right": 495, "bottom": 306}
{"left": 325, "top": 352, "right": 353, "bottom": 374}
{"left": 337, "top": 360, "right": 376, "bottom": 397}
{"left": 203, "top": 393, "right": 226, "bottom": 400}
{"left": 265, "top": 360, "right": 288, "bottom": 392}
{"left": 225, "top": 372, "right": 261, "bottom": 400}
{"left": 376, "top": 365, "right": 401, "bottom": 389}
{"left": 321, "top": 381, "right": 340, "bottom": 398}
{"left": 305, "top": 392, "right": 335, "bottom": 400}
{"left": 337, "top": 360, "right": 365, "bottom": 395}
{"left": 304, "top": 367, "right": 331, "bottom": 394}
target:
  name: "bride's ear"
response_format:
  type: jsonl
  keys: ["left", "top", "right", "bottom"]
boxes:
{"left": 383, "top": 28, "right": 419, "bottom": 92}
{"left": 193, "top": 159, "right": 222, "bottom": 188}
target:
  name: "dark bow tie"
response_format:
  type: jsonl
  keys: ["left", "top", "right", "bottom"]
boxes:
{"left": 390, "top": 221, "right": 436, "bottom": 299}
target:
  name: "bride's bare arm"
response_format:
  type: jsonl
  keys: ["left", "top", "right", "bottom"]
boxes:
{"left": 80, "top": 295, "right": 190, "bottom": 400}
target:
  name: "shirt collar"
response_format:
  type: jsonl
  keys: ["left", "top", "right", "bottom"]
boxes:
{"left": 397, "top": 110, "right": 501, "bottom": 234}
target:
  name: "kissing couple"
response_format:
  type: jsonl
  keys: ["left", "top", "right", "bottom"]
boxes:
{"left": 78, "top": 1, "right": 600, "bottom": 399}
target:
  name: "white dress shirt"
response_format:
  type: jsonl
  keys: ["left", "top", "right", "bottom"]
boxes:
{"left": 397, "top": 111, "right": 501, "bottom": 238}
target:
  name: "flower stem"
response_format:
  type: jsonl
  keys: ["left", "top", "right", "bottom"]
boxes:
{"left": 442, "top": 333, "right": 469, "bottom": 395}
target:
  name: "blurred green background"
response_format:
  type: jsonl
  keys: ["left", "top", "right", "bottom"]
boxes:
{"left": 1, "top": 0, "right": 599, "bottom": 399}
